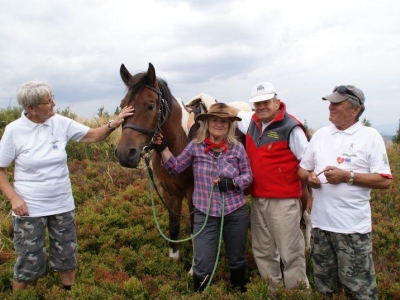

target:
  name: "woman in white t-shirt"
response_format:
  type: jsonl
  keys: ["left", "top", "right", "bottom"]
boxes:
{"left": 0, "top": 81, "right": 134, "bottom": 292}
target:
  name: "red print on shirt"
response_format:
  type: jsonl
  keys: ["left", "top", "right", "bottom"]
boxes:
{"left": 337, "top": 157, "right": 345, "bottom": 164}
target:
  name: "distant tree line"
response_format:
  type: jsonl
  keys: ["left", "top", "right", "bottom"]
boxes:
{"left": 393, "top": 121, "right": 400, "bottom": 144}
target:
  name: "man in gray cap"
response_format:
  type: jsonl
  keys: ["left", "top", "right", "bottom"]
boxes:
{"left": 230, "top": 82, "right": 310, "bottom": 291}
{"left": 298, "top": 85, "right": 392, "bottom": 299}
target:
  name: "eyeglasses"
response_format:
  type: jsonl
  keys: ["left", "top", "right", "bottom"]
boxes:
{"left": 38, "top": 95, "right": 55, "bottom": 106}
{"left": 333, "top": 86, "right": 362, "bottom": 104}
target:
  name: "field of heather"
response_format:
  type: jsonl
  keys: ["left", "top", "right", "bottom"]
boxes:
{"left": 0, "top": 107, "right": 399, "bottom": 299}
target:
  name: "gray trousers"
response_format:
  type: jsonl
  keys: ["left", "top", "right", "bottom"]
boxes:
{"left": 192, "top": 205, "right": 249, "bottom": 279}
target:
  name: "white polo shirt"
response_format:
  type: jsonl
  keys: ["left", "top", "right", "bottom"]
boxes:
{"left": 300, "top": 122, "right": 392, "bottom": 234}
{"left": 0, "top": 113, "right": 90, "bottom": 217}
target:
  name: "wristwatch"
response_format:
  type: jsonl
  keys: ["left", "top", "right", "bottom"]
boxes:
{"left": 347, "top": 171, "right": 354, "bottom": 185}
{"left": 107, "top": 120, "right": 116, "bottom": 131}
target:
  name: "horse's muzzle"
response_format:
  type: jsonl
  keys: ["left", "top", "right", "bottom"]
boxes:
{"left": 114, "top": 147, "right": 142, "bottom": 168}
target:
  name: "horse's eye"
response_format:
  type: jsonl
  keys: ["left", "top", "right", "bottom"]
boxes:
{"left": 148, "top": 104, "right": 155, "bottom": 111}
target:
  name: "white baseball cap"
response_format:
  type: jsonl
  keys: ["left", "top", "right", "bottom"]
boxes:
{"left": 249, "top": 82, "right": 277, "bottom": 103}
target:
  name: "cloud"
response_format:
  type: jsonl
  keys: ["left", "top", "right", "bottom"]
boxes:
{"left": 1, "top": 0, "right": 400, "bottom": 134}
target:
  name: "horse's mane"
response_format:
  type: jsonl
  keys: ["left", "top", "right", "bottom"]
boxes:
{"left": 158, "top": 78, "right": 173, "bottom": 113}
{"left": 128, "top": 72, "right": 173, "bottom": 112}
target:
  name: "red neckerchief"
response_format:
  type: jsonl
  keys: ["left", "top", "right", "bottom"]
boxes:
{"left": 204, "top": 136, "right": 228, "bottom": 153}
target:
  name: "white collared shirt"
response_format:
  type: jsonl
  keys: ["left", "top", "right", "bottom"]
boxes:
{"left": 0, "top": 113, "right": 89, "bottom": 217}
{"left": 300, "top": 121, "right": 392, "bottom": 233}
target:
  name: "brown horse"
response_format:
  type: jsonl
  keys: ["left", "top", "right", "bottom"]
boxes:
{"left": 114, "top": 63, "right": 194, "bottom": 260}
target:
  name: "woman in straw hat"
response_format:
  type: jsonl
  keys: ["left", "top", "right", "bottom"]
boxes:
{"left": 153, "top": 103, "right": 252, "bottom": 292}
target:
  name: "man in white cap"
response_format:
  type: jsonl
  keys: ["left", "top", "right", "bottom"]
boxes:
{"left": 298, "top": 85, "right": 392, "bottom": 299}
{"left": 230, "top": 82, "right": 310, "bottom": 290}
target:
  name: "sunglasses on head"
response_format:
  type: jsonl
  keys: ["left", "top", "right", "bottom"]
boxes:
{"left": 333, "top": 86, "right": 362, "bottom": 104}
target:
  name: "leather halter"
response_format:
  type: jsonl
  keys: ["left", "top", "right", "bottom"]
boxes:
{"left": 122, "top": 84, "right": 170, "bottom": 137}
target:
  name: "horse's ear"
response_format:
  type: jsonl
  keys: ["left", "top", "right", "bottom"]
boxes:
{"left": 147, "top": 63, "right": 157, "bottom": 88}
{"left": 120, "top": 64, "right": 131, "bottom": 86}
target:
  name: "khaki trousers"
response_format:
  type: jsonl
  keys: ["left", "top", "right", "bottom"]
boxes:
{"left": 251, "top": 197, "right": 309, "bottom": 289}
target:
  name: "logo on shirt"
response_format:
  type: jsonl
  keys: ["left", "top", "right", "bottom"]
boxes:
{"left": 338, "top": 152, "right": 356, "bottom": 164}
{"left": 267, "top": 131, "right": 279, "bottom": 139}
{"left": 51, "top": 138, "right": 60, "bottom": 150}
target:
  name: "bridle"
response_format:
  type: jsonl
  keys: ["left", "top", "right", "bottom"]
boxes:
{"left": 122, "top": 84, "right": 171, "bottom": 150}
{"left": 121, "top": 83, "right": 184, "bottom": 217}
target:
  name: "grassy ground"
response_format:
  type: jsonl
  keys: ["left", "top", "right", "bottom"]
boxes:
{"left": 0, "top": 107, "right": 399, "bottom": 299}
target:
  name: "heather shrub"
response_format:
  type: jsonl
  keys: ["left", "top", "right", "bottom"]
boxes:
{"left": 0, "top": 106, "right": 23, "bottom": 137}
{"left": 0, "top": 107, "right": 399, "bottom": 299}
{"left": 124, "top": 276, "right": 149, "bottom": 299}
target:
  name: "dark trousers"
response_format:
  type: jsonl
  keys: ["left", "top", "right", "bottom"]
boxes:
{"left": 192, "top": 205, "right": 249, "bottom": 279}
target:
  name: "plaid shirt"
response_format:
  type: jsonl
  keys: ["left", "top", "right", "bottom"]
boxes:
{"left": 163, "top": 140, "right": 253, "bottom": 217}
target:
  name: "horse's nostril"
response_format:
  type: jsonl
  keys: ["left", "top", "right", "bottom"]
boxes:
{"left": 127, "top": 148, "right": 138, "bottom": 160}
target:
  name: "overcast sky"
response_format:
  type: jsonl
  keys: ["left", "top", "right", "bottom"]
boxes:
{"left": 1, "top": 0, "right": 399, "bottom": 134}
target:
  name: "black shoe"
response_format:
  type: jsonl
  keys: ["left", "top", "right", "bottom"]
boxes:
{"left": 193, "top": 274, "right": 208, "bottom": 293}
{"left": 230, "top": 266, "right": 247, "bottom": 293}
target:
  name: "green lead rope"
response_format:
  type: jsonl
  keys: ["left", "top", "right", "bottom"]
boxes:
{"left": 146, "top": 170, "right": 225, "bottom": 290}
{"left": 206, "top": 191, "right": 225, "bottom": 289}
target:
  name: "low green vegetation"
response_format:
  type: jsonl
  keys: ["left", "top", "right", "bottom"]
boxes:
{"left": 0, "top": 107, "right": 399, "bottom": 299}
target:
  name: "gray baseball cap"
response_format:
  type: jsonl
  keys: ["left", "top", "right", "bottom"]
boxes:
{"left": 322, "top": 85, "right": 365, "bottom": 104}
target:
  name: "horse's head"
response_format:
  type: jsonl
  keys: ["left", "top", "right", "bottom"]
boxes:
{"left": 115, "top": 63, "right": 172, "bottom": 168}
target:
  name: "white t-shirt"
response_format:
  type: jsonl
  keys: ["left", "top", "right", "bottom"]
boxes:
{"left": 237, "top": 110, "right": 308, "bottom": 160}
{"left": 300, "top": 122, "right": 392, "bottom": 234}
{"left": 0, "top": 113, "right": 90, "bottom": 217}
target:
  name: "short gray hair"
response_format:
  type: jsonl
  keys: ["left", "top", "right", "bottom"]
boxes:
{"left": 347, "top": 98, "right": 361, "bottom": 110}
{"left": 16, "top": 81, "right": 52, "bottom": 109}
{"left": 347, "top": 98, "right": 365, "bottom": 121}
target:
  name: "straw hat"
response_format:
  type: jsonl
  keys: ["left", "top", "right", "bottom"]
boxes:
{"left": 196, "top": 103, "right": 242, "bottom": 122}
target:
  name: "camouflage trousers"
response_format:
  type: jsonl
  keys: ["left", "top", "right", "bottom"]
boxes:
{"left": 13, "top": 210, "right": 78, "bottom": 282}
{"left": 311, "top": 228, "right": 377, "bottom": 300}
